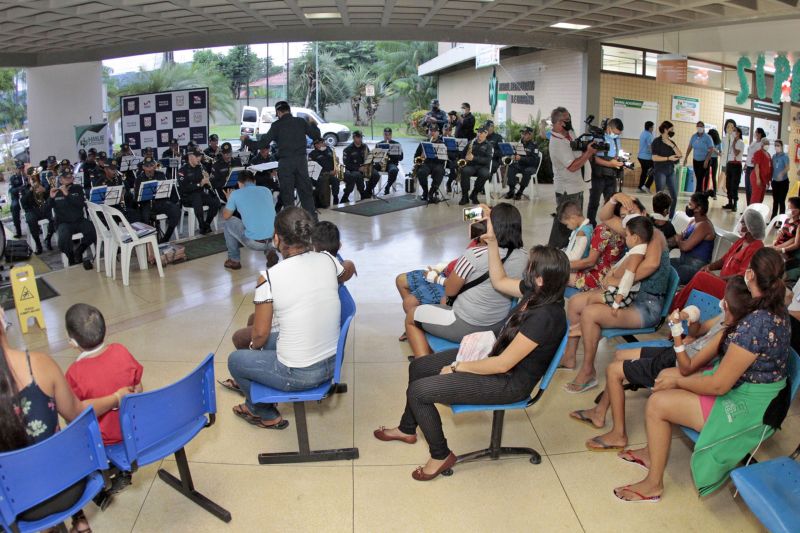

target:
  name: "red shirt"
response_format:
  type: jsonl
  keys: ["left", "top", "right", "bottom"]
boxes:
{"left": 752, "top": 150, "right": 773, "bottom": 186}
{"left": 66, "top": 343, "right": 143, "bottom": 445}
{"left": 720, "top": 237, "right": 764, "bottom": 278}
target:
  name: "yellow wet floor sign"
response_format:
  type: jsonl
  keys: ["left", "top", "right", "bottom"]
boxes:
{"left": 10, "top": 265, "right": 45, "bottom": 332}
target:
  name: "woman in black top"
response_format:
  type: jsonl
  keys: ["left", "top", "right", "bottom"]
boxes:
{"left": 651, "top": 120, "right": 682, "bottom": 217}
{"left": 374, "top": 245, "right": 569, "bottom": 481}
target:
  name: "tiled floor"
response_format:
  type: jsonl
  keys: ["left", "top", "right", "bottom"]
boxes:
{"left": 12, "top": 184, "right": 793, "bottom": 532}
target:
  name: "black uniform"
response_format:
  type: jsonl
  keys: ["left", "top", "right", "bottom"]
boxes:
{"left": 424, "top": 109, "right": 448, "bottom": 132}
{"left": 203, "top": 146, "right": 221, "bottom": 172}
{"left": 506, "top": 140, "right": 541, "bottom": 198}
{"left": 456, "top": 113, "right": 476, "bottom": 141}
{"left": 133, "top": 169, "right": 181, "bottom": 243}
{"left": 444, "top": 141, "right": 462, "bottom": 191}
{"left": 341, "top": 142, "right": 380, "bottom": 202}
{"left": 243, "top": 113, "right": 320, "bottom": 219}
{"left": 486, "top": 132, "right": 503, "bottom": 176}
{"left": 21, "top": 184, "right": 54, "bottom": 253}
{"left": 115, "top": 152, "right": 137, "bottom": 189}
{"left": 160, "top": 148, "right": 183, "bottom": 180}
{"left": 414, "top": 139, "right": 446, "bottom": 201}
{"left": 211, "top": 156, "right": 241, "bottom": 200}
{"left": 377, "top": 140, "right": 403, "bottom": 195}
{"left": 308, "top": 146, "right": 336, "bottom": 208}
{"left": 7, "top": 170, "right": 25, "bottom": 236}
{"left": 92, "top": 170, "right": 139, "bottom": 222}
{"left": 49, "top": 184, "right": 96, "bottom": 264}
{"left": 81, "top": 161, "right": 99, "bottom": 193}
{"left": 460, "top": 139, "right": 493, "bottom": 204}
{"left": 177, "top": 163, "right": 220, "bottom": 233}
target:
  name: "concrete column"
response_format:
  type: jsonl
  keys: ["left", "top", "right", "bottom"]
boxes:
{"left": 582, "top": 41, "right": 601, "bottom": 123}
{"left": 26, "top": 61, "right": 104, "bottom": 164}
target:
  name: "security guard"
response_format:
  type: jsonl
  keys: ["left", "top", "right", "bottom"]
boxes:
{"left": 308, "top": 137, "right": 336, "bottom": 208}
{"left": 49, "top": 167, "right": 96, "bottom": 269}
{"left": 7, "top": 160, "right": 26, "bottom": 237}
{"left": 459, "top": 126, "right": 493, "bottom": 205}
{"left": 177, "top": 148, "right": 220, "bottom": 235}
{"left": 134, "top": 156, "right": 180, "bottom": 242}
{"left": 240, "top": 100, "right": 320, "bottom": 219}
{"left": 210, "top": 142, "right": 241, "bottom": 200}
{"left": 505, "top": 127, "right": 541, "bottom": 200}
{"left": 341, "top": 131, "right": 379, "bottom": 203}
{"left": 414, "top": 126, "right": 446, "bottom": 203}
{"left": 21, "top": 169, "right": 54, "bottom": 254}
{"left": 484, "top": 121, "right": 504, "bottom": 177}
{"left": 378, "top": 127, "right": 403, "bottom": 196}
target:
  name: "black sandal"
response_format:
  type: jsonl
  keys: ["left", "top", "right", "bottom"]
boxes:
{"left": 232, "top": 404, "right": 289, "bottom": 430}
{"left": 217, "top": 378, "right": 244, "bottom": 396}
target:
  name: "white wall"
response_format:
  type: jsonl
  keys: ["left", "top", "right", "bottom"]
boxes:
{"left": 26, "top": 61, "right": 104, "bottom": 163}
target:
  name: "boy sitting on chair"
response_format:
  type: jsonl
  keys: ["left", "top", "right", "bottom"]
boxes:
{"left": 311, "top": 221, "right": 357, "bottom": 283}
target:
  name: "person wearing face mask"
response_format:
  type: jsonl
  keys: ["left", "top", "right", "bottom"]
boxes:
{"left": 650, "top": 121, "right": 682, "bottom": 217}
{"left": 669, "top": 207, "right": 765, "bottom": 312}
{"left": 745, "top": 128, "right": 767, "bottom": 205}
{"left": 683, "top": 121, "right": 715, "bottom": 194}
{"left": 722, "top": 127, "right": 746, "bottom": 211}
{"left": 774, "top": 197, "right": 800, "bottom": 281}
{"left": 750, "top": 139, "right": 773, "bottom": 205}
{"left": 587, "top": 118, "right": 625, "bottom": 226}
{"left": 671, "top": 191, "right": 716, "bottom": 284}
{"left": 702, "top": 128, "right": 722, "bottom": 198}
{"left": 770, "top": 140, "right": 790, "bottom": 218}
{"left": 423, "top": 99, "right": 448, "bottom": 133}
{"left": 637, "top": 121, "right": 655, "bottom": 193}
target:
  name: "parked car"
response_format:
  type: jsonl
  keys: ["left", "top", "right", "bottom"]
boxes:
{"left": 240, "top": 106, "right": 350, "bottom": 148}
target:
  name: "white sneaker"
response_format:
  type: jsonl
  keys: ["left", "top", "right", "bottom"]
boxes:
{"left": 639, "top": 186, "right": 651, "bottom": 194}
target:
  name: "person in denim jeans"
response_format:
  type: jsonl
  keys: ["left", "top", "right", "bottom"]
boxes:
{"left": 651, "top": 121, "right": 682, "bottom": 217}
{"left": 222, "top": 169, "right": 278, "bottom": 270}
{"left": 221, "top": 207, "right": 345, "bottom": 429}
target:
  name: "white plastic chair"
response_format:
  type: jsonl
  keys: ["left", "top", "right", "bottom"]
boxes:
{"left": 25, "top": 219, "right": 49, "bottom": 251}
{"left": 101, "top": 204, "right": 164, "bottom": 286}
{"left": 766, "top": 213, "right": 789, "bottom": 242}
{"left": 711, "top": 226, "right": 741, "bottom": 262}
{"left": 178, "top": 205, "right": 217, "bottom": 238}
{"left": 731, "top": 202, "right": 771, "bottom": 232}
{"left": 86, "top": 201, "right": 114, "bottom": 277}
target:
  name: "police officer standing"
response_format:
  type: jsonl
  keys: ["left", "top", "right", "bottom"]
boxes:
{"left": 210, "top": 142, "right": 241, "bottom": 200}
{"left": 505, "top": 126, "right": 541, "bottom": 200}
{"left": 308, "top": 137, "right": 335, "bottom": 208}
{"left": 423, "top": 99, "right": 448, "bottom": 132}
{"left": 379, "top": 127, "right": 403, "bottom": 196}
{"left": 178, "top": 148, "right": 220, "bottom": 235}
{"left": 134, "top": 156, "right": 181, "bottom": 242}
{"left": 341, "top": 131, "right": 379, "bottom": 202}
{"left": 48, "top": 167, "right": 96, "bottom": 269}
{"left": 240, "top": 101, "right": 320, "bottom": 219}
{"left": 81, "top": 148, "right": 99, "bottom": 193}
{"left": 484, "top": 121, "right": 504, "bottom": 177}
{"left": 456, "top": 102, "right": 475, "bottom": 141}
{"left": 21, "top": 168, "right": 54, "bottom": 254}
{"left": 414, "top": 126, "right": 446, "bottom": 203}
{"left": 459, "top": 126, "right": 493, "bottom": 205}
{"left": 7, "top": 160, "right": 26, "bottom": 238}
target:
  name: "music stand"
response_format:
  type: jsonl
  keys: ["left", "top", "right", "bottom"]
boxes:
{"left": 120, "top": 155, "right": 142, "bottom": 173}
{"left": 249, "top": 161, "right": 279, "bottom": 172}
{"left": 137, "top": 180, "right": 159, "bottom": 202}
{"left": 226, "top": 167, "right": 245, "bottom": 188}
{"left": 307, "top": 161, "right": 322, "bottom": 181}
{"left": 236, "top": 150, "right": 251, "bottom": 165}
{"left": 89, "top": 185, "right": 124, "bottom": 206}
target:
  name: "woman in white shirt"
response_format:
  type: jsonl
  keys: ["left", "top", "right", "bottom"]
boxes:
{"left": 722, "top": 127, "right": 746, "bottom": 212}
{"left": 222, "top": 207, "right": 344, "bottom": 429}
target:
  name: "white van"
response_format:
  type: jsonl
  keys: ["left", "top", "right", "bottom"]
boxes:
{"left": 240, "top": 105, "right": 350, "bottom": 148}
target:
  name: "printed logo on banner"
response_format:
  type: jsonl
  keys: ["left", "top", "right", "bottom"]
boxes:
{"left": 125, "top": 132, "right": 141, "bottom": 150}
{"left": 172, "top": 110, "right": 190, "bottom": 128}
{"left": 156, "top": 112, "right": 171, "bottom": 127}
{"left": 157, "top": 130, "right": 173, "bottom": 147}
{"left": 140, "top": 113, "right": 156, "bottom": 131}
{"left": 122, "top": 97, "right": 139, "bottom": 116}
{"left": 188, "top": 90, "right": 207, "bottom": 109}
{"left": 156, "top": 93, "right": 172, "bottom": 112}
{"left": 140, "top": 94, "right": 155, "bottom": 111}
{"left": 173, "top": 128, "right": 189, "bottom": 145}
{"left": 123, "top": 117, "right": 139, "bottom": 132}
{"left": 140, "top": 132, "right": 156, "bottom": 148}
{"left": 190, "top": 126, "right": 207, "bottom": 146}
{"left": 173, "top": 92, "right": 188, "bottom": 111}
{"left": 191, "top": 111, "right": 204, "bottom": 125}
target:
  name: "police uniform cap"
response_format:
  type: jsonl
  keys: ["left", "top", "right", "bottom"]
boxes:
{"left": 383, "top": 127, "right": 392, "bottom": 133}
{"left": 104, "top": 158, "right": 117, "bottom": 168}
{"left": 142, "top": 157, "right": 156, "bottom": 166}
{"left": 521, "top": 126, "right": 534, "bottom": 134}
{"left": 46, "top": 155, "right": 57, "bottom": 164}
{"left": 169, "top": 138, "right": 178, "bottom": 145}
{"left": 189, "top": 149, "right": 204, "bottom": 157}
{"left": 209, "top": 134, "right": 219, "bottom": 141}
{"left": 187, "top": 141, "right": 197, "bottom": 148}
{"left": 60, "top": 159, "right": 71, "bottom": 167}
{"left": 448, "top": 110, "right": 458, "bottom": 117}
{"left": 352, "top": 130, "right": 363, "bottom": 137}
{"left": 431, "top": 99, "right": 440, "bottom": 106}
{"left": 483, "top": 120, "right": 494, "bottom": 128}
{"left": 476, "top": 126, "right": 488, "bottom": 133}
{"left": 87, "top": 148, "right": 97, "bottom": 155}
{"left": 121, "top": 143, "right": 130, "bottom": 150}
{"left": 59, "top": 167, "right": 74, "bottom": 177}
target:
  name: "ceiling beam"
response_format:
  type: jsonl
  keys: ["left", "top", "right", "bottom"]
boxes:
{"left": 454, "top": 0, "right": 506, "bottom": 29}
{"left": 335, "top": 0, "right": 350, "bottom": 26}
{"left": 381, "top": 0, "right": 396, "bottom": 27}
{"left": 418, "top": 0, "right": 448, "bottom": 27}
{"left": 282, "top": 0, "right": 313, "bottom": 27}
{"left": 526, "top": 0, "right": 636, "bottom": 33}
{"left": 223, "top": 0, "right": 277, "bottom": 30}
{"left": 166, "top": 0, "right": 244, "bottom": 34}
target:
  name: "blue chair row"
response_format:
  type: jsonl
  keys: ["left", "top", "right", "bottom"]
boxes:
{"left": 250, "top": 284, "right": 359, "bottom": 464}
{"left": 423, "top": 298, "right": 520, "bottom": 356}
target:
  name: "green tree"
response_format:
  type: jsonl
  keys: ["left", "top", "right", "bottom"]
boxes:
{"left": 0, "top": 68, "right": 25, "bottom": 128}
{"left": 344, "top": 65, "right": 390, "bottom": 126}
{"left": 318, "top": 41, "right": 376, "bottom": 72}
{"left": 288, "top": 48, "right": 347, "bottom": 114}
{"left": 375, "top": 41, "right": 438, "bottom": 111}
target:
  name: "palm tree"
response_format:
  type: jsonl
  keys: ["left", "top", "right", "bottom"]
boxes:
{"left": 288, "top": 48, "right": 347, "bottom": 113}
{"left": 375, "top": 42, "right": 437, "bottom": 111}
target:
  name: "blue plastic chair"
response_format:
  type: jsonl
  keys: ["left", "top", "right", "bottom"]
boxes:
{"left": 601, "top": 267, "right": 679, "bottom": 343}
{"left": 443, "top": 321, "right": 570, "bottom": 472}
{"left": 424, "top": 299, "right": 520, "bottom": 355}
{"left": 564, "top": 286, "right": 580, "bottom": 299}
{"left": 250, "top": 284, "right": 359, "bottom": 464}
{"left": 730, "top": 447, "right": 800, "bottom": 533}
{"left": 0, "top": 408, "right": 108, "bottom": 533}
{"left": 105, "top": 353, "right": 231, "bottom": 523}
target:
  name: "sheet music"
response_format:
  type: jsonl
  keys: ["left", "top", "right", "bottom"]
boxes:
{"left": 511, "top": 142, "right": 527, "bottom": 156}
{"left": 455, "top": 138, "right": 469, "bottom": 151}
{"left": 120, "top": 155, "right": 142, "bottom": 172}
{"left": 137, "top": 180, "right": 159, "bottom": 202}
{"left": 498, "top": 143, "right": 516, "bottom": 157}
{"left": 442, "top": 137, "right": 459, "bottom": 151}
{"left": 371, "top": 147, "right": 388, "bottom": 162}
{"left": 103, "top": 185, "right": 124, "bottom": 206}
{"left": 155, "top": 179, "right": 174, "bottom": 200}
{"left": 235, "top": 151, "right": 251, "bottom": 165}
{"left": 377, "top": 143, "right": 403, "bottom": 156}
{"left": 432, "top": 143, "right": 448, "bottom": 160}
{"left": 159, "top": 157, "right": 180, "bottom": 169}
{"left": 307, "top": 161, "right": 322, "bottom": 180}
{"left": 249, "top": 161, "right": 279, "bottom": 172}
{"left": 89, "top": 186, "right": 107, "bottom": 203}
{"left": 226, "top": 167, "right": 245, "bottom": 188}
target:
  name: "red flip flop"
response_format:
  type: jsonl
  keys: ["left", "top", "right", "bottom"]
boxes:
{"left": 614, "top": 485, "right": 661, "bottom": 503}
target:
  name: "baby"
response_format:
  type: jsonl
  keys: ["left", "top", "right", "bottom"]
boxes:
{"left": 602, "top": 215, "right": 653, "bottom": 313}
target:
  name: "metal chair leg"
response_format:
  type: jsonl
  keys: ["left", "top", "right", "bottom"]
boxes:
{"left": 157, "top": 447, "right": 232, "bottom": 523}
{"left": 456, "top": 411, "right": 542, "bottom": 467}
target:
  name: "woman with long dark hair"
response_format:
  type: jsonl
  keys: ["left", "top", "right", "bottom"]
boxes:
{"left": 615, "top": 248, "right": 789, "bottom": 502}
{"left": 374, "top": 243, "right": 569, "bottom": 481}
{"left": 671, "top": 191, "right": 715, "bottom": 284}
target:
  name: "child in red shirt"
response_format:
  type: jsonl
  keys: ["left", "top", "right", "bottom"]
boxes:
{"left": 64, "top": 304, "right": 143, "bottom": 445}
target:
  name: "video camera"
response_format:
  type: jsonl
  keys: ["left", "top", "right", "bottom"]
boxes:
{"left": 570, "top": 115, "right": 610, "bottom": 153}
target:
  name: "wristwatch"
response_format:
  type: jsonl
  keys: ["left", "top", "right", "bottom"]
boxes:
{"left": 450, "top": 361, "right": 459, "bottom": 373}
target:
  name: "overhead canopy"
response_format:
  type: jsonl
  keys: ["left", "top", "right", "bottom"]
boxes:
{"left": 2, "top": 0, "right": 800, "bottom": 67}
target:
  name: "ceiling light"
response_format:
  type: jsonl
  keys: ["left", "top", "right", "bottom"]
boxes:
{"left": 550, "top": 22, "right": 591, "bottom": 30}
{"left": 304, "top": 12, "right": 341, "bottom": 19}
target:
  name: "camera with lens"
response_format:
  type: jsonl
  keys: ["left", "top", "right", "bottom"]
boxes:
{"left": 570, "top": 115, "right": 610, "bottom": 153}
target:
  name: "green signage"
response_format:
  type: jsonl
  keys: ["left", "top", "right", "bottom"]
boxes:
{"left": 489, "top": 67, "right": 498, "bottom": 114}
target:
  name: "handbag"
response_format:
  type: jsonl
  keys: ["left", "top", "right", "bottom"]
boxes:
{"left": 446, "top": 248, "right": 512, "bottom": 306}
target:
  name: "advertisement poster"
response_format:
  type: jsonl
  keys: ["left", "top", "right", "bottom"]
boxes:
{"left": 74, "top": 122, "right": 109, "bottom": 155}
{"left": 671, "top": 95, "right": 700, "bottom": 123}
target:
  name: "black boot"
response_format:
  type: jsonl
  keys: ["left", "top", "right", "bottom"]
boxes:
{"left": 469, "top": 192, "right": 479, "bottom": 204}
{"left": 45, "top": 232, "right": 54, "bottom": 251}
{"left": 459, "top": 195, "right": 469, "bottom": 206}
{"left": 33, "top": 236, "right": 43, "bottom": 255}
{"left": 504, "top": 186, "right": 515, "bottom": 199}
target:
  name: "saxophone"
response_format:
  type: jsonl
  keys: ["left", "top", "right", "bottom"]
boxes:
{"left": 358, "top": 145, "right": 371, "bottom": 177}
{"left": 456, "top": 139, "right": 474, "bottom": 182}
{"left": 333, "top": 149, "right": 345, "bottom": 181}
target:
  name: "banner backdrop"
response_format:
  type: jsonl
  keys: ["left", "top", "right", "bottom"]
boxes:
{"left": 74, "top": 122, "right": 109, "bottom": 156}
{"left": 120, "top": 87, "right": 209, "bottom": 156}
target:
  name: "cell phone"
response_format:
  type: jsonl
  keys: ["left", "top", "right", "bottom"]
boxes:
{"left": 463, "top": 206, "right": 483, "bottom": 222}
{"left": 470, "top": 220, "right": 487, "bottom": 240}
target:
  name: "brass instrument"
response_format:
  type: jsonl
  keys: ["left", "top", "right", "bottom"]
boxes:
{"left": 30, "top": 172, "right": 47, "bottom": 209}
{"left": 410, "top": 156, "right": 425, "bottom": 178}
{"left": 501, "top": 155, "right": 514, "bottom": 167}
{"left": 200, "top": 167, "right": 213, "bottom": 193}
{"left": 333, "top": 149, "right": 345, "bottom": 182}
{"left": 358, "top": 145, "right": 371, "bottom": 177}
{"left": 455, "top": 139, "right": 474, "bottom": 182}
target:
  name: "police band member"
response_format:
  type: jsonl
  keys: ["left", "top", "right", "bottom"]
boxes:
{"left": 161, "top": 138, "right": 182, "bottom": 161}
{"left": 505, "top": 126, "right": 541, "bottom": 200}
{"left": 308, "top": 137, "right": 336, "bottom": 208}
{"left": 379, "top": 128, "right": 403, "bottom": 196}
{"left": 81, "top": 148, "right": 99, "bottom": 193}
{"left": 210, "top": 142, "right": 241, "bottom": 200}
{"left": 423, "top": 99, "right": 447, "bottom": 133}
{"left": 442, "top": 123, "right": 460, "bottom": 193}
{"left": 204, "top": 134, "right": 221, "bottom": 160}
{"left": 342, "top": 131, "right": 380, "bottom": 203}
{"left": 41, "top": 155, "right": 58, "bottom": 185}
{"left": 21, "top": 168, "right": 54, "bottom": 254}
{"left": 177, "top": 148, "right": 220, "bottom": 235}
{"left": 7, "top": 160, "right": 26, "bottom": 237}
{"left": 456, "top": 102, "right": 475, "bottom": 141}
{"left": 94, "top": 158, "right": 139, "bottom": 221}
{"left": 48, "top": 167, "right": 96, "bottom": 269}
{"left": 459, "top": 126, "right": 493, "bottom": 206}
{"left": 134, "top": 156, "right": 181, "bottom": 243}
{"left": 240, "top": 100, "right": 320, "bottom": 219}
{"left": 484, "top": 121, "right": 504, "bottom": 177}
{"left": 247, "top": 144, "right": 280, "bottom": 193}
{"left": 414, "top": 126, "right": 446, "bottom": 203}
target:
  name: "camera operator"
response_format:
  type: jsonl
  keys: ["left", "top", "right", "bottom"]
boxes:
{"left": 547, "top": 106, "right": 598, "bottom": 248}
{"left": 587, "top": 118, "right": 625, "bottom": 226}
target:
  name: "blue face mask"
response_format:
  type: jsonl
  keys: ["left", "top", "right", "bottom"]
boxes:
{"left": 608, "top": 133, "right": 618, "bottom": 139}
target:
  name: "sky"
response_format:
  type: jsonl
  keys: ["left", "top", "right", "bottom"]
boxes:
{"left": 102, "top": 43, "right": 309, "bottom": 75}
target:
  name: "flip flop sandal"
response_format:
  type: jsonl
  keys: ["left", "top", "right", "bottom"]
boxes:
{"left": 618, "top": 450, "right": 649, "bottom": 471}
{"left": 564, "top": 378, "right": 598, "bottom": 394}
{"left": 217, "top": 378, "right": 244, "bottom": 395}
{"left": 613, "top": 485, "right": 661, "bottom": 503}
{"left": 398, "top": 332, "right": 408, "bottom": 342}
{"left": 232, "top": 404, "right": 289, "bottom": 430}
{"left": 569, "top": 410, "right": 601, "bottom": 428}
{"left": 586, "top": 436, "right": 625, "bottom": 451}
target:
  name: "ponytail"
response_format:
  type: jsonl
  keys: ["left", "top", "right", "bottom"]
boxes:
{"left": 274, "top": 207, "right": 314, "bottom": 248}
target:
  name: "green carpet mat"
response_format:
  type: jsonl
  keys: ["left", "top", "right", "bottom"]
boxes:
{"left": 182, "top": 232, "right": 228, "bottom": 261}
{"left": 332, "top": 194, "right": 428, "bottom": 217}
